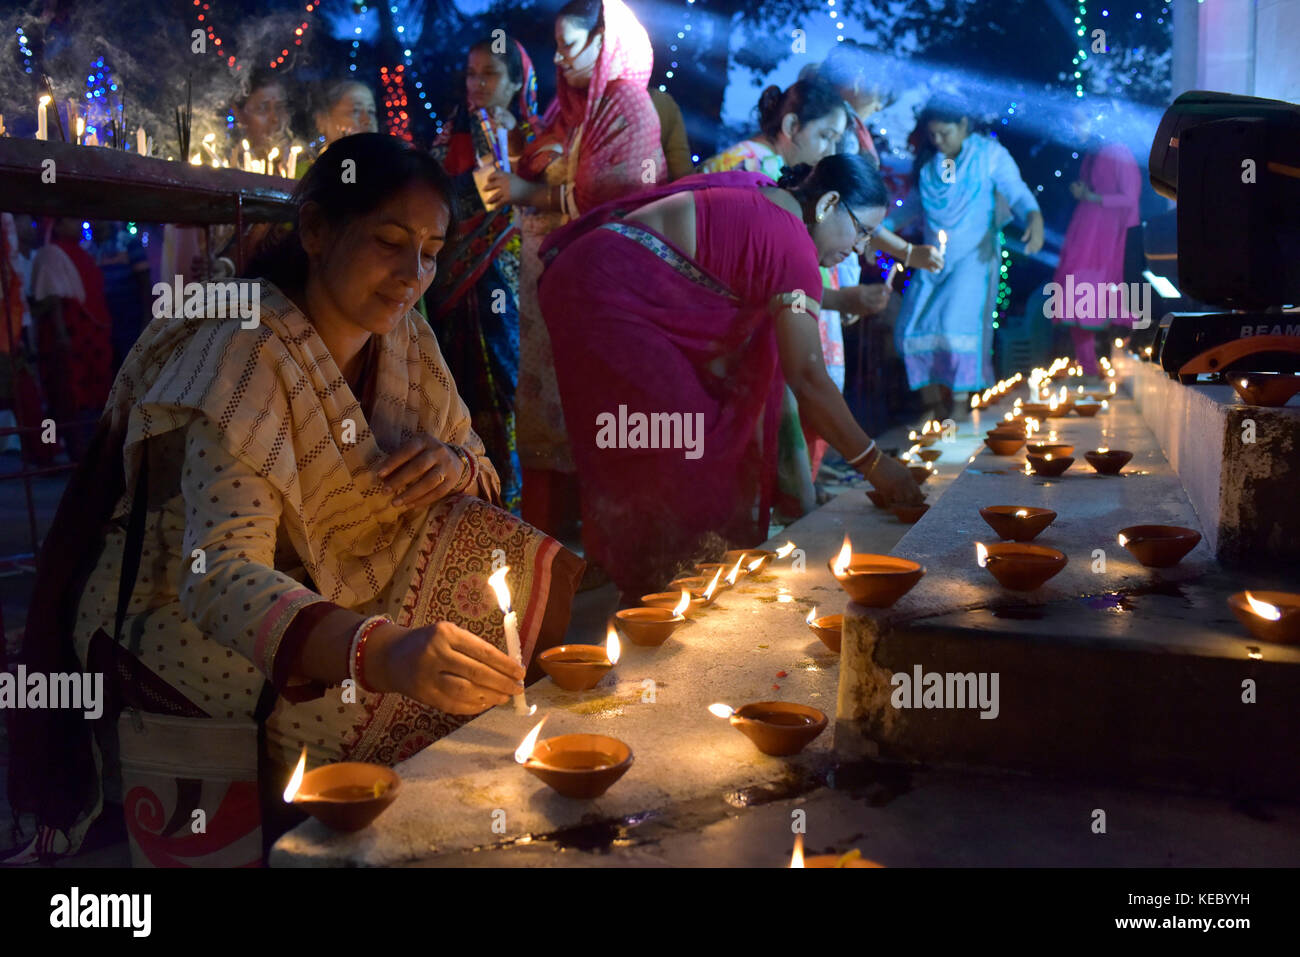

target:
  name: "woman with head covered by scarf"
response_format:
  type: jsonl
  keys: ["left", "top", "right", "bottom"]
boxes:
{"left": 482, "top": 0, "right": 666, "bottom": 543}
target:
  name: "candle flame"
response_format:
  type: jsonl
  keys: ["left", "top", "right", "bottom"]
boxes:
{"left": 981, "top": 389, "right": 992, "bottom": 403}
{"left": 1244, "top": 591, "right": 1282, "bottom": 621}
{"left": 806, "top": 606, "right": 817, "bottom": 625}
{"left": 1048, "top": 396, "right": 1058, "bottom": 411}
{"left": 775, "top": 541, "right": 796, "bottom": 559}
{"left": 703, "top": 566, "right": 723, "bottom": 601}
{"left": 971, "top": 394, "right": 981, "bottom": 408}
{"left": 1101, "top": 400, "right": 1109, "bottom": 410}
{"left": 241, "top": 138, "right": 250, "bottom": 150}
{"left": 1114, "top": 337, "right": 1124, "bottom": 348}
{"left": 672, "top": 589, "right": 690, "bottom": 617}
{"left": 976, "top": 542, "right": 989, "bottom": 568}
{"left": 1109, "top": 381, "right": 1117, "bottom": 393}
{"left": 747, "top": 557, "right": 763, "bottom": 572}
{"left": 75, "top": 116, "right": 84, "bottom": 136}
{"left": 283, "top": 745, "right": 307, "bottom": 803}
{"left": 832, "top": 533, "right": 852, "bottom": 577}
{"left": 1117, "top": 533, "right": 1128, "bottom": 548}
{"left": 725, "top": 554, "right": 744, "bottom": 585}
{"left": 606, "top": 624, "right": 622, "bottom": 665}
{"left": 937, "top": 229, "right": 947, "bottom": 246}
{"left": 1013, "top": 397, "right": 1022, "bottom": 407}
{"left": 203, "top": 132, "right": 216, "bottom": 143}
{"left": 189, "top": 154, "right": 202, "bottom": 165}
{"left": 487, "top": 565, "right": 512, "bottom": 615}
{"left": 1003, "top": 412, "right": 1013, "bottom": 421}
{"left": 39, "top": 94, "right": 51, "bottom": 106}
{"left": 1015, "top": 509, "right": 1029, "bottom": 518}
{"left": 514, "top": 716, "right": 548, "bottom": 764}
{"left": 908, "top": 430, "right": 918, "bottom": 441}
{"left": 791, "top": 833, "right": 805, "bottom": 868}
{"left": 708, "top": 703, "right": 735, "bottom": 719}
{"left": 922, "top": 421, "right": 932, "bottom": 434}
{"left": 1097, "top": 447, "right": 1109, "bottom": 454}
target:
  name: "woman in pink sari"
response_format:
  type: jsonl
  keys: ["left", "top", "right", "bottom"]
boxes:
{"left": 483, "top": 0, "right": 665, "bottom": 541}
{"left": 538, "top": 156, "right": 923, "bottom": 599}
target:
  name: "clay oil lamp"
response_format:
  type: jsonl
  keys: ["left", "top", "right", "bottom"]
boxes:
{"left": 979, "top": 506, "right": 1056, "bottom": 542}
{"left": 805, "top": 607, "right": 842, "bottom": 653}
{"left": 1117, "top": 526, "right": 1202, "bottom": 568}
{"left": 976, "top": 541, "right": 1068, "bottom": 591}
{"left": 1022, "top": 402, "right": 1051, "bottom": 417}
{"left": 893, "top": 503, "right": 929, "bottom": 524}
{"left": 1026, "top": 442, "right": 1074, "bottom": 458}
{"left": 539, "top": 625, "right": 621, "bottom": 690}
{"left": 1026, "top": 452, "right": 1074, "bottom": 477}
{"left": 515, "top": 718, "right": 633, "bottom": 799}
{"left": 907, "top": 461, "right": 934, "bottom": 484}
{"left": 614, "top": 593, "right": 688, "bottom": 647}
{"left": 986, "top": 432, "right": 1025, "bottom": 456}
{"left": 790, "top": 835, "right": 884, "bottom": 868}
{"left": 1227, "top": 591, "right": 1300, "bottom": 645}
{"left": 1231, "top": 373, "right": 1300, "bottom": 408}
{"left": 1073, "top": 399, "right": 1101, "bottom": 417}
{"left": 669, "top": 565, "right": 724, "bottom": 600}
{"left": 695, "top": 561, "right": 730, "bottom": 580}
{"left": 1084, "top": 447, "right": 1133, "bottom": 475}
{"left": 828, "top": 534, "right": 926, "bottom": 608}
{"left": 866, "top": 488, "right": 889, "bottom": 509}
{"left": 283, "top": 747, "right": 400, "bottom": 832}
{"left": 710, "top": 701, "right": 827, "bottom": 757}
{"left": 724, "top": 548, "right": 776, "bottom": 572}
{"left": 640, "top": 587, "right": 708, "bottom": 618}
{"left": 918, "top": 447, "right": 943, "bottom": 463}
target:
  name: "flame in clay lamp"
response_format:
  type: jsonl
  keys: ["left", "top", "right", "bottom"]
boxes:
{"left": 725, "top": 555, "right": 745, "bottom": 585}
{"left": 1117, "top": 533, "right": 1128, "bottom": 548}
{"left": 1044, "top": 453, "right": 1054, "bottom": 462}
{"left": 1015, "top": 509, "right": 1029, "bottom": 518}
{"left": 514, "top": 717, "right": 548, "bottom": 764}
{"left": 832, "top": 534, "right": 852, "bottom": 577}
{"left": 981, "top": 389, "right": 992, "bottom": 403}
{"left": 1077, "top": 385, "right": 1085, "bottom": 394}
{"left": 747, "top": 557, "right": 763, "bottom": 572}
{"left": 283, "top": 746, "right": 307, "bottom": 803}
{"left": 971, "top": 394, "right": 981, "bottom": 409}
{"left": 1109, "top": 381, "right": 1117, "bottom": 392}
{"left": 975, "top": 542, "right": 989, "bottom": 568}
{"left": 267, "top": 146, "right": 280, "bottom": 165}
{"left": 1114, "top": 338, "right": 1124, "bottom": 348}
{"left": 1013, "top": 397, "right": 1023, "bottom": 408}
{"left": 487, "top": 565, "right": 512, "bottom": 614}
{"left": 1013, "top": 408, "right": 1023, "bottom": 418}
{"left": 908, "top": 430, "right": 919, "bottom": 441}
{"left": 908, "top": 444, "right": 922, "bottom": 457}
{"left": 708, "top": 703, "right": 735, "bottom": 719}
{"left": 605, "top": 624, "right": 622, "bottom": 665}
{"left": 806, "top": 606, "right": 817, "bottom": 625}
{"left": 790, "top": 833, "right": 806, "bottom": 868}
{"left": 1245, "top": 591, "right": 1283, "bottom": 621}
{"left": 703, "top": 566, "right": 723, "bottom": 601}
{"left": 921, "top": 421, "right": 932, "bottom": 435}
{"left": 1003, "top": 412, "right": 1014, "bottom": 422}
{"left": 1048, "top": 396, "right": 1059, "bottom": 411}
{"left": 1023, "top": 461, "right": 1033, "bottom": 476}
{"left": 775, "top": 541, "right": 796, "bottom": 559}
{"left": 1097, "top": 446, "right": 1109, "bottom": 454}
{"left": 672, "top": 590, "right": 690, "bottom": 617}
{"left": 1101, "top": 400, "right": 1109, "bottom": 410}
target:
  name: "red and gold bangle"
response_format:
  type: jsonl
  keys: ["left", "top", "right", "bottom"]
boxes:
{"left": 349, "top": 614, "right": 393, "bottom": 694}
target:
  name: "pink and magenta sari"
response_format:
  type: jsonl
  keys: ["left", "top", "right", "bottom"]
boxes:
{"left": 538, "top": 172, "right": 821, "bottom": 596}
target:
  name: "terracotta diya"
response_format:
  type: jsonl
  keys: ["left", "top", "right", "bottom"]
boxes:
{"left": 1231, "top": 373, "right": 1300, "bottom": 408}
{"left": 1117, "top": 525, "right": 1201, "bottom": 568}
{"left": 1227, "top": 591, "right": 1300, "bottom": 645}
{"left": 918, "top": 448, "right": 943, "bottom": 463}
{"left": 1026, "top": 442, "right": 1074, "bottom": 458}
{"left": 907, "top": 463, "right": 934, "bottom": 484}
{"left": 641, "top": 590, "right": 708, "bottom": 617}
{"left": 288, "top": 757, "right": 401, "bottom": 833}
{"left": 538, "top": 628, "right": 619, "bottom": 691}
{"left": 985, "top": 435, "right": 1025, "bottom": 456}
{"left": 979, "top": 506, "right": 1057, "bottom": 542}
{"left": 518, "top": 731, "right": 633, "bottom": 799}
{"left": 1026, "top": 453, "right": 1074, "bottom": 477}
{"left": 866, "top": 488, "right": 890, "bottom": 509}
{"left": 1073, "top": 401, "right": 1102, "bottom": 417}
{"left": 723, "top": 548, "right": 777, "bottom": 572}
{"left": 1084, "top": 448, "right": 1133, "bottom": 475}
{"left": 828, "top": 536, "right": 925, "bottom": 607}
{"left": 805, "top": 610, "right": 842, "bottom": 653}
{"left": 668, "top": 569, "right": 724, "bottom": 598}
{"left": 614, "top": 607, "right": 686, "bottom": 647}
{"left": 715, "top": 702, "right": 828, "bottom": 757}
{"left": 976, "top": 542, "right": 1068, "bottom": 591}
{"left": 893, "top": 503, "right": 929, "bottom": 524}
{"left": 802, "top": 852, "right": 884, "bottom": 868}
{"left": 1021, "top": 402, "right": 1051, "bottom": 416}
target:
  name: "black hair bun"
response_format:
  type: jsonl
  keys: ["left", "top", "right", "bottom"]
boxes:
{"left": 776, "top": 162, "right": 812, "bottom": 189}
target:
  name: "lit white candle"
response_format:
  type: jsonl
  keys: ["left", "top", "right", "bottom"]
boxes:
{"left": 487, "top": 567, "right": 529, "bottom": 715}
{"left": 937, "top": 229, "right": 948, "bottom": 258}
{"left": 136, "top": 126, "right": 146, "bottom": 155}
{"left": 36, "top": 95, "right": 49, "bottom": 141}
{"left": 75, "top": 116, "right": 84, "bottom": 145}
{"left": 241, "top": 138, "right": 251, "bottom": 172}
{"left": 267, "top": 146, "right": 280, "bottom": 176}
{"left": 289, "top": 145, "right": 302, "bottom": 179}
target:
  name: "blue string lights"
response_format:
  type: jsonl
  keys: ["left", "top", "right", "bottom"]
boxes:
{"left": 16, "top": 26, "right": 33, "bottom": 74}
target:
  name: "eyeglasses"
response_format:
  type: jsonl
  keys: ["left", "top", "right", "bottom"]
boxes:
{"left": 842, "top": 203, "right": 879, "bottom": 247}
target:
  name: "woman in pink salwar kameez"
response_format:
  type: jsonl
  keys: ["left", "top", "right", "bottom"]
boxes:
{"left": 538, "top": 156, "right": 923, "bottom": 599}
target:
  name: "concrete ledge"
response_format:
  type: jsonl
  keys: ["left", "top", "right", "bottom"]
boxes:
{"left": 1118, "top": 353, "right": 1300, "bottom": 566}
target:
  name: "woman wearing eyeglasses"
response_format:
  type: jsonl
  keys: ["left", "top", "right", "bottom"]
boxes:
{"left": 481, "top": 0, "right": 666, "bottom": 543}
{"left": 536, "top": 155, "right": 924, "bottom": 601}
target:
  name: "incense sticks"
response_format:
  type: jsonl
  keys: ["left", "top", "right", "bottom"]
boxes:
{"left": 42, "top": 76, "right": 66, "bottom": 143}
{"left": 174, "top": 74, "right": 193, "bottom": 160}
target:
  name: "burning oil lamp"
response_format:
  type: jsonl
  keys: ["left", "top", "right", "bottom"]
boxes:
{"left": 1231, "top": 373, "right": 1300, "bottom": 408}
{"left": 790, "top": 834, "right": 883, "bottom": 868}
{"left": 641, "top": 588, "right": 707, "bottom": 617}
{"left": 724, "top": 548, "right": 777, "bottom": 572}
{"left": 669, "top": 565, "right": 724, "bottom": 599}
{"left": 1084, "top": 447, "right": 1133, "bottom": 475}
{"left": 828, "top": 534, "right": 926, "bottom": 607}
{"left": 538, "top": 625, "right": 621, "bottom": 690}
{"left": 283, "top": 747, "right": 400, "bottom": 832}
{"left": 710, "top": 701, "right": 827, "bottom": 757}
{"left": 979, "top": 506, "right": 1056, "bottom": 542}
{"left": 1026, "top": 452, "right": 1074, "bottom": 477}
{"left": 614, "top": 598, "right": 687, "bottom": 647}
{"left": 918, "top": 447, "right": 942, "bottom": 463}
{"left": 985, "top": 433, "right": 1025, "bottom": 455}
{"left": 775, "top": 541, "right": 797, "bottom": 560}
{"left": 1022, "top": 402, "right": 1051, "bottom": 417}
{"left": 1227, "top": 591, "right": 1300, "bottom": 644}
{"left": 976, "top": 541, "right": 1068, "bottom": 591}
{"left": 515, "top": 718, "right": 633, "bottom": 799}
{"left": 893, "top": 503, "right": 929, "bottom": 524}
{"left": 805, "top": 607, "right": 843, "bottom": 653}
{"left": 1026, "top": 442, "right": 1074, "bottom": 458}
{"left": 1117, "top": 526, "right": 1201, "bottom": 568}
{"left": 1073, "top": 400, "right": 1101, "bottom": 417}
{"left": 723, "top": 554, "right": 746, "bottom": 587}
{"left": 907, "top": 461, "right": 934, "bottom": 484}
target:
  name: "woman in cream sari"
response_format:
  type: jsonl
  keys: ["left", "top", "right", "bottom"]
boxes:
{"left": 7, "top": 133, "right": 582, "bottom": 865}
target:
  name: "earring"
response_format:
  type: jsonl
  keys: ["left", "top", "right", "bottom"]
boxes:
{"left": 816, "top": 210, "right": 826, "bottom": 223}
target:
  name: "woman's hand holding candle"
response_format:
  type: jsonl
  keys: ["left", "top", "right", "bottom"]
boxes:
{"left": 377, "top": 434, "right": 471, "bottom": 509}
{"left": 364, "top": 621, "right": 526, "bottom": 715}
